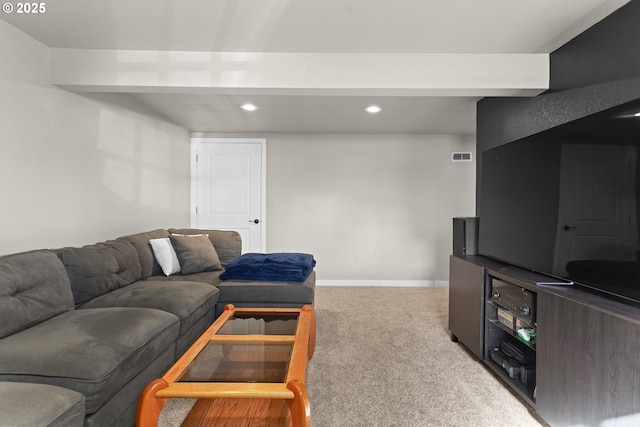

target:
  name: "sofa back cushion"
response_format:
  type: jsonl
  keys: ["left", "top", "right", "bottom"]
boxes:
{"left": 169, "top": 234, "right": 222, "bottom": 274}
{"left": 55, "top": 240, "right": 142, "bottom": 305}
{"left": 168, "top": 228, "right": 242, "bottom": 266}
{"left": 0, "top": 250, "right": 75, "bottom": 339}
{"left": 117, "top": 229, "right": 170, "bottom": 278}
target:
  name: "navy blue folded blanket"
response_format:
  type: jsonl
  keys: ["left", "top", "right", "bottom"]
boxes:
{"left": 219, "top": 252, "right": 316, "bottom": 283}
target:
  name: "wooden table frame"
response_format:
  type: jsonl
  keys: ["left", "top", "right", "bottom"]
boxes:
{"left": 136, "top": 304, "right": 315, "bottom": 427}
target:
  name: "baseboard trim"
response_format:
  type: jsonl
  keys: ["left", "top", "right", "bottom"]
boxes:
{"left": 316, "top": 280, "right": 449, "bottom": 287}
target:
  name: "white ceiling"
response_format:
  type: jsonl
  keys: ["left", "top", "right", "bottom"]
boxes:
{"left": 1, "top": 0, "right": 630, "bottom": 134}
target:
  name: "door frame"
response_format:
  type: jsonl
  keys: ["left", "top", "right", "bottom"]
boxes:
{"left": 190, "top": 137, "right": 267, "bottom": 252}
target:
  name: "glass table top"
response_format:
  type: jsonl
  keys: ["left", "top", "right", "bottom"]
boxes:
{"left": 175, "top": 312, "right": 301, "bottom": 384}
{"left": 177, "top": 341, "right": 293, "bottom": 383}
{"left": 216, "top": 314, "right": 299, "bottom": 336}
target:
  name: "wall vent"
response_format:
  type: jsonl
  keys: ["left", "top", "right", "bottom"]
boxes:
{"left": 451, "top": 152, "right": 473, "bottom": 162}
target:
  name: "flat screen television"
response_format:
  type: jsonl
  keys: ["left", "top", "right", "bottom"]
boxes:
{"left": 478, "top": 99, "right": 640, "bottom": 304}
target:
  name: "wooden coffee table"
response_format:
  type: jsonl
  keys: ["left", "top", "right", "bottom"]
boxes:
{"left": 136, "top": 304, "right": 316, "bottom": 427}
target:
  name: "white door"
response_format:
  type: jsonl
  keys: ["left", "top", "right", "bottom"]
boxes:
{"left": 552, "top": 144, "right": 637, "bottom": 275}
{"left": 191, "top": 138, "right": 266, "bottom": 253}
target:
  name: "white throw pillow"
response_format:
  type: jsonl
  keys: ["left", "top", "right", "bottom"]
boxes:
{"left": 149, "top": 237, "right": 181, "bottom": 276}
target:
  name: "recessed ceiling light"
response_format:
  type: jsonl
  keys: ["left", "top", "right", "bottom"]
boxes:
{"left": 365, "top": 105, "right": 382, "bottom": 114}
{"left": 241, "top": 103, "right": 257, "bottom": 112}
{"left": 634, "top": 112, "right": 640, "bottom": 117}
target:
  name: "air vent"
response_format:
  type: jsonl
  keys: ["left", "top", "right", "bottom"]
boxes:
{"left": 451, "top": 152, "right": 473, "bottom": 162}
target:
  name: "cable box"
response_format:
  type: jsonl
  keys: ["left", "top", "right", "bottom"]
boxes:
{"left": 500, "top": 340, "right": 535, "bottom": 365}
{"left": 489, "top": 347, "right": 521, "bottom": 378}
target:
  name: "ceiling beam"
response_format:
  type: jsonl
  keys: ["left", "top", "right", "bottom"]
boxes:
{"left": 51, "top": 49, "right": 548, "bottom": 97}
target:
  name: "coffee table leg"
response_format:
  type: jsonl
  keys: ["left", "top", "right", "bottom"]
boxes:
{"left": 136, "top": 378, "right": 168, "bottom": 427}
{"left": 303, "top": 305, "right": 316, "bottom": 359}
{"left": 287, "top": 379, "right": 311, "bottom": 427}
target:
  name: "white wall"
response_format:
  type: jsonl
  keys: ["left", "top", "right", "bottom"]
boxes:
{"left": 1, "top": 18, "right": 477, "bottom": 281}
{"left": 195, "top": 133, "right": 476, "bottom": 283}
{"left": 0, "top": 21, "right": 191, "bottom": 255}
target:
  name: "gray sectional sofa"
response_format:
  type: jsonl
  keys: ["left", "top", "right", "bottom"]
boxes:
{"left": 0, "top": 228, "right": 315, "bottom": 427}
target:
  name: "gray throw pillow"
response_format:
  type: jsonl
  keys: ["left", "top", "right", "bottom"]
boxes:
{"left": 170, "top": 234, "right": 222, "bottom": 274}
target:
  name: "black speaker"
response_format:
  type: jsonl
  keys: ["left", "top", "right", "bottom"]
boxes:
{"left": 453, "top": 217, "right": 478, "bottom": 256}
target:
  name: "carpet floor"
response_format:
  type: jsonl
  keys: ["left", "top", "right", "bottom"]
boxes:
{"left": 158, "top": 286, "right": 547, "bottom": 427}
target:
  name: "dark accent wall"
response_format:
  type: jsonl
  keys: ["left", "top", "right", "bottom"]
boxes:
{"left": 476, "top": 0, "right": 640, "bottom": 207}
{"left": 550, "top": 0, "right": 640, "bottom": 91}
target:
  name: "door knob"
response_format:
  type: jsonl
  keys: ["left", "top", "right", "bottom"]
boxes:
{"left": 249, "top": 219, "right": 260, "bottom": 224}
{"left": 563, "top": 225, "right": 576, "bottom": 231}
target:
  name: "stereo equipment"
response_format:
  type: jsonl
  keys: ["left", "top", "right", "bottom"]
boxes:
{"left": 497, "top": 308, "right": 514, "bottom": 330}
{"left": 500, "top": 340, "right": 535, "bottom": 366}
{"left": 491, "top": 343, "right": 536, "bottom": 387}
{"left": 491, "top": 278, "right": 536, "bottom": 322}
{"left": 489, "top": 347, "right": 521, "bottom": 378}
{"left": 453, "top": 217, "right": 478, "bottom": 256}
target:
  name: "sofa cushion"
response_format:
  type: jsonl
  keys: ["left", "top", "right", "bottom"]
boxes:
{"left": 170, "top": 234, "right": 222, "bottom": 274}
{"left": 117, "top": 229, "right": 170, "bottom": 278}
{"left": 145, "top": 269, "right": 224, "bottom": 286}
{"left": 168, "top": 228, "right": 241, "bottom": 266}
{"left": 78, "top": 280, "right": 220, "bottom": 337}
{"left": 0, "top": 382, "right": 85, "bottom": 427}
{"left": 0, "top": 307, "right": 179, "bottom": 415}
{"left": 0, "top": 250, "right": 75, "bottom": 339}
{"left": 217, "top": 270, "right": 316, "bottom": 305}
{"left": 55, "top": 240, "right": 142, "bottom": 305}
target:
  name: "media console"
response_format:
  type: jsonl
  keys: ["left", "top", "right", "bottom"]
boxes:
{"left": 449, "top": 254, "right": 640, "bottom": 427}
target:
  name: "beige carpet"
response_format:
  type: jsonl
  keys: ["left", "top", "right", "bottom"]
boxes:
{"left": 158, "top": 286, "right": 547, "bottom": 427}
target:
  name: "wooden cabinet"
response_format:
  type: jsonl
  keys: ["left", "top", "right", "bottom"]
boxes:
{"left": 449, "top": 255, "right": 640, "bottom": 427}
{"left": 536, "top": 289, "right": 640, "bottom": 427}
{"left": 448, "top": 255, "right": 485, "bottom": 359}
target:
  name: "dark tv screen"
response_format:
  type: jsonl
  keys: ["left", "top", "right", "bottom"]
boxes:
{"left": 478, "top": 133, "right": 640, "bottom": 304}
